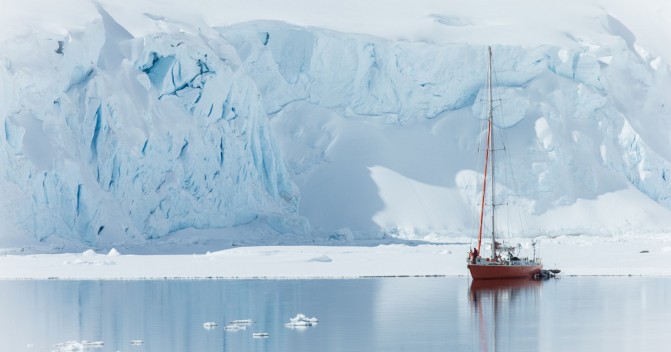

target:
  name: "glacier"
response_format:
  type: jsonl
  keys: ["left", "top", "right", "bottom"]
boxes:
{"left": 0, "top": 1, "right": 670, "bottom": 249}
{"left": 224, "top": 21, "right": 671, "bottom": 237}
{"left": 0, "top": 7, "right": 301, "bottom": 247}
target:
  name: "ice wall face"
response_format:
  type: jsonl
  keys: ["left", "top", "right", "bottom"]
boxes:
{"left": 0, "top": 15, "right": 299, "bottom": 246}
{"left": 1, "top": 10, "right": 670, "bottom": 247}
{"left": 221, "top": 21, "right": 671, "bottom": 236}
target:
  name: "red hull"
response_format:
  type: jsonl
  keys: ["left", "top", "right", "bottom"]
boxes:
{"left": 467, "top": 263, "right": 542, "bottom": 280}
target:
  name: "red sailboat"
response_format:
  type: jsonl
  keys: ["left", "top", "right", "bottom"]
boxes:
{"left": 467, "top": 47, "right": 542, "bottom": 280}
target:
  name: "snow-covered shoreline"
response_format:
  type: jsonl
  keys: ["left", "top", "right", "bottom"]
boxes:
{"left": 2, "top": 235, "right": 670, "bottom": 280}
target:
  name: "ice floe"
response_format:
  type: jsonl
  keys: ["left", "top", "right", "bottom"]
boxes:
{"left": 52, "top": 340, "right": 104, "bottom": 351}
{"left": 285, "top": 313, "right": 318, "bottom": 328}
{"left": 224, "top": 323, "right": 247, "bottom": 331}
{"left": 225, "top": 319, "right": 254, "bottom": 331}
{"left": 203, "top": 322, "right": 218, "bottom": 329}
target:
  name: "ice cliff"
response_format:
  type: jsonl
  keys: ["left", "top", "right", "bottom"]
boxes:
{"left": 221, "top": 21, "right": 671, "bottom": 237}
{"left": 0, "top": 3, "right": 670, "bottom": 248}
{"left": 0, "top": 9, "right": 300, "bottom": 247}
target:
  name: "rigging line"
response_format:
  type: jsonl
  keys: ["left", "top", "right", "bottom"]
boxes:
{"left": 492, "top": 63, "right": 529, "bottom": 237}
{"left": 490, "top": 64, "right": 510, "bottom": 239}
{"left": 471, "top": 67, "right": 489, "bottom": 248}
{"left": 490, "top": 62, "right": 504, "bottom": 223}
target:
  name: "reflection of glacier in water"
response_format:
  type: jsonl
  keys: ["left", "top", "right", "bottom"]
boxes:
{"left": 0, "top": 278, "right": 670, "bottom": 351}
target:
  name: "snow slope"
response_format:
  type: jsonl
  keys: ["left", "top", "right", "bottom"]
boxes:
{"left": 0, "top": 0, "right": 670, "bottom": 251}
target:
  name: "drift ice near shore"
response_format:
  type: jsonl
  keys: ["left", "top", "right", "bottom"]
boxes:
{"left": 0, "top": 0, "right": 670, "bottom": 251}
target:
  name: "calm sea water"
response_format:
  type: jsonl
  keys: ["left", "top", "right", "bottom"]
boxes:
{"left": 0, "top": 277, "right": 669, "bottom": 352}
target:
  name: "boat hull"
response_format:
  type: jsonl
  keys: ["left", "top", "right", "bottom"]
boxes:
{"left": 467, "top": 263, "right": 542, "bottom": 280}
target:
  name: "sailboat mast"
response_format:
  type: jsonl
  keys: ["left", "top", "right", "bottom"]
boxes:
{"left": 476, "top": 47, "right": 496, "bottom": 255}
{"left": 488, "top": 46, "right": 497, "bottom": 259}
{"left": 476, "top": 111, "right": 491, "bottom": 254}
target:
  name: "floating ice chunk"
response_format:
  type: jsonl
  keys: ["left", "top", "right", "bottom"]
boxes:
{"left": 286, "top": 322, "right": 311, "bottom": 330}
{"left": 308, "top": 255, "right": 332, "bottom": 262}
{"left": 285, "top": 313, "right": 318, "bottom": 328}
{"left": 82, "top": 341, "right": 104, "bottom": 347}
{"left": 107, "top": 248, "right": 121, "bottom": 256}
{"left": 225, "top": 319, "right": 253, "bottom": 330}
{"left": 53, "top": 341, "right": 79, "bottom": 351}
{"left": 252, "top": 332, "right": 269, "bottom": 338}
{"left": 229, "top": 319, "right": 254, "bottom": 325}
{"left": 130, "top": 340, "right": 143, "bottom": 345}
{"left": 203, "top": 322, "right": 218, "bottom": 329}
{"left": 53, "top": 340, "right": 104, "bottom": 351}
{"left": 224, "top": 323, "right": 247, "bottom": 331}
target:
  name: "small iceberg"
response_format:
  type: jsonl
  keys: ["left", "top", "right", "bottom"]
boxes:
{"left": 285, "top": 313, "right": 318, "bottom": 328}
{"left": 225, "top": 319, "right": 254, "bottom": 331}
{"left": 83, "top": 341, "right": 104, "bottom": 347}
{"left": 252, "top": 332, "right": 269, "bottom": 338}
{"left": 53, "top": 340, "right": 104, "bottom": 351}
{"left": 224, "top": 324, "right": 247, "bottom": 331}
{"left": 203, "top": 322, "right": 218, "bottom": 329}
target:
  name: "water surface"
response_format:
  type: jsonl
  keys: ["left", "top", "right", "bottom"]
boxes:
{"left": 0, "top": 278, "right": 669, "bottom": 351}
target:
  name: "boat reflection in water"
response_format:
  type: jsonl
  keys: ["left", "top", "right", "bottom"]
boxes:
{"left": 469, "top": 279, "right": 542, "bottom": 352}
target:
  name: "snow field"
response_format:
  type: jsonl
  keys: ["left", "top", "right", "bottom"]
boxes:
{"left": 1, "top": 234, "right": 670, "bottom": 279}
